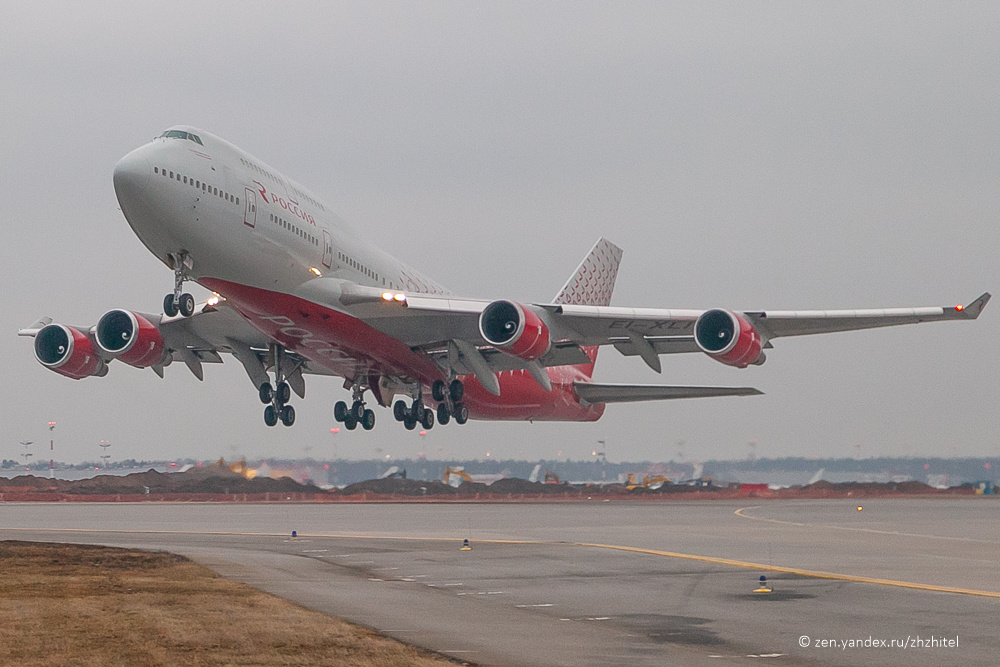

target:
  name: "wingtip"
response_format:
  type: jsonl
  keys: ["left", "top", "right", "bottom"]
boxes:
{"left": 962, "top": 292, "right": 991, "bottom": 319}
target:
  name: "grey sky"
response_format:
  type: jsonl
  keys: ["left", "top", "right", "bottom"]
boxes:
{"left": 2, "top": 2, "right": 996, "bottom": 465}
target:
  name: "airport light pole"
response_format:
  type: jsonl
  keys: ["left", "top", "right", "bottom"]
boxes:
{"left": 19, "top": 441, "right": 33, "bottom": 471}
{"left": 48, "top": 422, "right": 56, "bottom": 478}
{"left": 99, "top": 440, "right": 111, "bottom": 470}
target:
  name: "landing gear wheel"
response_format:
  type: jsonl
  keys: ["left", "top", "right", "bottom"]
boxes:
{"left": 449, "top": 379, "right": 464, "bottom": 403}
{"left": 163, "top": 294, "right": 179, "bottom": 317}
{"left": 351, "top": 400, "right": 366, "bottom": 421}
{"left": 178, "top": 293, "right": 195, "bottom": 317}
{"left": 436, "top": 403, "right": 451, "bottom": 425}
{"left": 410, "top": 401, "right": 424, "bottom": 423}
{"left": 393, "top": 400, "right": 408, "bottom": 422}
{"left": 259, "top": 383, "right": 274, "bottom": 404}
{"left": 361, "top": 409, "right": 376, "bottom": 431}
{"left": 334, "top": 401, "right": 348, "bottom": 422}
{"left": 431, "top": 380, "right": 446, "bottom": 402}
{"left": 403, "top": 416, "right": 416, "bottom": 431}
{"left": 344, "top": 415, "right": 358, "bottom": 430}
{"left": 454, "top": 403, "right": 469, "bottom": 425}
{"left": 280, "top": 404, "right": 295, "bottom": 427}
{"left": 276, "top": 382, "right": 291, "bottom": 404}
{"left": 263, "top": 405, "right": 278, "bottom": 427}
{"left": 421, "top": 408, "right": 435, "bottom": 430}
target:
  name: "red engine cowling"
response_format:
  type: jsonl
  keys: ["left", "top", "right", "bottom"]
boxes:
{"left": 479, "top": 300, "right": 551, "bottom": 361}
{"left": 33, "top": 324, "right": 107, "bottom": 379}
{"left": 95, "top": 309, "right": 166, "bottom": 368}
{"left": 694, "top": 309, "right": 766, "bottom": 368}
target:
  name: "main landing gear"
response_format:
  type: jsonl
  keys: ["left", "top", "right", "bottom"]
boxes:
{"left": 163, "top": 252, "right": 195, "bottom": 317}
{"left": 260, "top": 345, "right": 295, "bottom": 427}
{"left": 333, "top": 384, "right": 376, "bottom": 431}
{"left": 392, "top": 378, "right": 468, "bottom": 431}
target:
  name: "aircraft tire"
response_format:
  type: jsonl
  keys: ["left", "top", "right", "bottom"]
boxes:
{"left": 259, "top": 383, "right": 274, "bottom": 404}
{"left": 344, "top": 415, "right": 358, "bottom": 430}
{"left": 403, "top": 416, "right": 417, "bottom": 431}
{"left": 263, "top": 405, "right": 278, "bottom": 427}
{"left": 437, "top": 403, "right": 451, "bottom": 425}
{"left": 334, "top": 400, "right": 348, "bottom": 422}
{"left": 351, "top": 400, "right": 366, "bottom": 421}
{"left": 179, "top": 293, "right": 195, "bottom": 317}
{"left": 163, "top": 294, "right": 179, "bottom": 317}
{"left": 454, "top": 403, "right": 469, "bottom": 425}
{"left": 449, "top": 379, "right": 464, "bottom": 403}
{"left": 393, "top": 400, "right": 408, "bottom": 421}
{"left": 431, "top": 380, "right": 446, "bottom": 402}
{"left": 280, "top": 404, "right": 295, "bottom": 427}
{"left": 421, "top": 408, "right": 435, "bottom": 430}
{"left": 361, "top": 409, "right": 376, "bottom": 430}
{"left": 277, "top": 382, "right": 291, "bottom": 404}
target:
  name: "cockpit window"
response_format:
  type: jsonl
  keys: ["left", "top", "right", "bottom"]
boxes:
{"left": 158, "top": 130, "right": 204, "bottom": 145}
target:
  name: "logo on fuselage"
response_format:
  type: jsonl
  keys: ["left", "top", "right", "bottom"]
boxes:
{"left": 253, "top": 180, "right": 316, "bottom": 226}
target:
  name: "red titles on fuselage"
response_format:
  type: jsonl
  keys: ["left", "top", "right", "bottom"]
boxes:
{"left": 254, "top": 181, "right": 316, "bottom": 225}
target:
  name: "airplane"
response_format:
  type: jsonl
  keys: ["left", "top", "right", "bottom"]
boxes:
{"left": 18, "top": 126, "right": 991, "bottom": 432}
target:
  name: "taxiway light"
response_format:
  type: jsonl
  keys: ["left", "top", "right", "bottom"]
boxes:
{"left": 461, "top": 538, "right": 472, "bottom": 551}
{"left": 330, "top": 428, "right": 340, "bottom": 434}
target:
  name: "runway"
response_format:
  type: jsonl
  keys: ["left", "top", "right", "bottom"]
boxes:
{"left": 1, "top": 498, "right": 996, "bottom": 665}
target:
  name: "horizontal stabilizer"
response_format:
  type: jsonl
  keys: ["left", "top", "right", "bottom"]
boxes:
{"left": 574, "top": 381, "right": 762, "bottom": 405}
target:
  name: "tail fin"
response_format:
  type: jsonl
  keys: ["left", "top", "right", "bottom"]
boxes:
{"left": 553, "top": 238, "right": 623, "bottom": 379}
{"left": 552, "top": 237, "right": 623, "bottom": 307}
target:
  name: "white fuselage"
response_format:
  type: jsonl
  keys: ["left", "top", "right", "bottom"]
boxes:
{"left": 113, "top": 126, "right": 448, "bottom": 301}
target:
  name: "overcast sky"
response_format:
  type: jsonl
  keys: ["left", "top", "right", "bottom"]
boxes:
{"left": 2, "top": 2, "right": 997, "bottom": 465}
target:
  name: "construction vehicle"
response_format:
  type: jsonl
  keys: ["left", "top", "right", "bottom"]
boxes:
{"left": 625, "top": 473, "right": 672, "bottom": 491}
{"left": 543, "top": 471, "right": 561, "bottom": 484}
{"left": 444, "top": 466, "right": 473, "bottom": 487}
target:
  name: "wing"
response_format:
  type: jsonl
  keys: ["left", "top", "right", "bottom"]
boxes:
{"left": 353, "top": 291, "right": 989, "bottom": 373}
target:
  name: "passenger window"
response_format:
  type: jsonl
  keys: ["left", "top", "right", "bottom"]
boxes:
{"left": 154, "top": 167, "right": 158, "bottom": 174}
{"left": 169, "top": 171, "right": 174, "bottom": 178}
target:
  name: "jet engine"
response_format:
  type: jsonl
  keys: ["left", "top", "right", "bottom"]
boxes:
{"left": 95, "top": 309, "right": 166, "bottom": 368}
{"left": 479, "top": 300, "right": 551, "bottom": 361}
{"left": 694, "top": 309, "right": 766, "bottom": 368}
{"left": 34, "top": 324, "right": 108, "bottom": 379}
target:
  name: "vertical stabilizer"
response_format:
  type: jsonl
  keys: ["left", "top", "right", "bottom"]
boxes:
{"left": 552, "top": 237, "right": 623, "bottom": 307}
{"left": 552, "top": 238, "right": 623, "bottom": 379}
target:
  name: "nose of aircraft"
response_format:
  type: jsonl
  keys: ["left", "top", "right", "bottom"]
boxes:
{"left": 113, "top": 147, "right": 151, "bottom": 204}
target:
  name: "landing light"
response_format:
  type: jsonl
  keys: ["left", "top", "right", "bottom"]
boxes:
{"left": 393, "top": 293, "right": 406, "bottom": 302}
{"left": 382, "top": 292, "right": 394, "bottom": 301}
{"left": 207, "top": 296, "right": 220, "bottom": 307}
{"left": 310, "top": 267, "right": 322, "bottom": 276}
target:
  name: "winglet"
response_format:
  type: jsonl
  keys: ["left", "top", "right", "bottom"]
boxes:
{"left": 958, "top": 292, "right": 991, "bottom": 319}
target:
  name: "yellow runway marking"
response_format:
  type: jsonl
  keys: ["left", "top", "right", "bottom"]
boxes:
{"left": 5, "top": 526, "right": 1000, "bottom": 599}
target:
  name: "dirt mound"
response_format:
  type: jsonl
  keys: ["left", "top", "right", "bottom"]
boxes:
{"left": 488, "top": 478, "right": 577, "bottom": 494}
{"left": 341, "top": 478, "right": 459, "bottom": 496}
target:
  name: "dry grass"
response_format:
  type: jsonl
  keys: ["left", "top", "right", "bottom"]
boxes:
{"left": 0, "top": 541, "right": 463, "bottom": 667}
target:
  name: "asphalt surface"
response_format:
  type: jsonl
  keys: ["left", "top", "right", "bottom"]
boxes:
{"left": 1, "top": 498, "right": 997, "bottom": 665}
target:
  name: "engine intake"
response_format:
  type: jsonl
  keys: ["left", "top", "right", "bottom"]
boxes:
{"left": 479, "top": 300, "right": 551, "bottom": 361}
{"left": 694, "top": 309, "right": 766, "bottom": 368}
{"left": 34, "top": 324, "right": 107, "bottom": 379}
{"left": 95, "top": 310, "right": 166, "bottom": 368}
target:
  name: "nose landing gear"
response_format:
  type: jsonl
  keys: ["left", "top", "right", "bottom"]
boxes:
{"left": 163, "top": 252, "right": 196, "bottom": 317}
